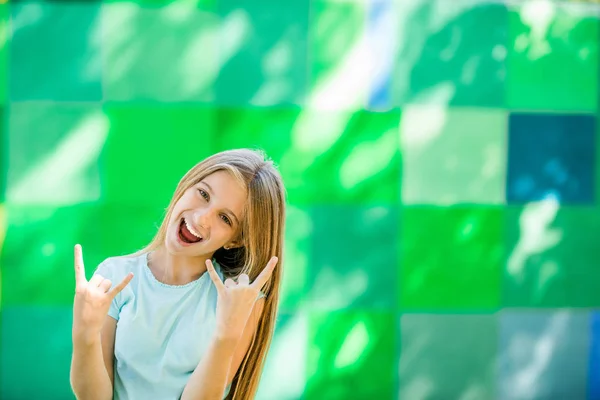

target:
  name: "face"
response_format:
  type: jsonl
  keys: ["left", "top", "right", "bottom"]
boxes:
{"left": 165, "top": 170, "right": 247, "bottom": 257}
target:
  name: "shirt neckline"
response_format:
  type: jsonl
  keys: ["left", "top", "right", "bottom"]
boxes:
{"left": 143, "top": 252, "right": 210, "bottom": 289}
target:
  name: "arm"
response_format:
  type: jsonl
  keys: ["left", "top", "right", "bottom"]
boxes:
{"left": 70, "top": 317, "right": 116, "bottom": 400}
{"left": 180, "top": 298, "right": 265, "bottom": 400}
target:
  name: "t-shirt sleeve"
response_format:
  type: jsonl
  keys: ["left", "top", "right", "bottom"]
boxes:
{"left": 93, "top": 258, "right": 122, "bottom": 321}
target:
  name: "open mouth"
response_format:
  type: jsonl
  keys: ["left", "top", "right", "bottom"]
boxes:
{"left": 178, "top": 218, "right": 203, "bottom": 244}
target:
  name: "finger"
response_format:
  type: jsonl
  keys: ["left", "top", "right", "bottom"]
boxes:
{"left": 237, "top": 273, "right": 250, "bottom": 286}
{"left": 99, "top": 279, "right": 113, "bottom": 293}
{"left": 252, "top": 256, "right": 278, "bottom": 289}
{"left": 108, "top": 273, "right": 134, "bottom": 298}
{"left": 74, "top": 244, "right": 87, "bottom": 287}
{"left": 205, "top": 260, "right": 225, "bottom": 292}
{"left": 224, "top": 278, "right": 236, "bottom": 288}
{"left": 89, "top": 274, "right": 105, "bottom": 287}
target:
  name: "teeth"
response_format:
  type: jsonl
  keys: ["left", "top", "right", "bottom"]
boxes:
{"left": 184, "top": 219, "right": 203, "bottom": 240}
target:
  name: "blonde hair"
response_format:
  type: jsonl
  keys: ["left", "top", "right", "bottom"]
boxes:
{"left": 135, "top": 148, "right": 286, "bottom": 400}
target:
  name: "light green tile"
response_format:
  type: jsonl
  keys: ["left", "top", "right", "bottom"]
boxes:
{"left": 400, "top": 107, "right": 507, "bottom": 205}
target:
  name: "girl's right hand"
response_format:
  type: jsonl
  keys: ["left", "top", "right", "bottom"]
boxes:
{"left": 72, "top": 244, "right": 133, "bottom": 343}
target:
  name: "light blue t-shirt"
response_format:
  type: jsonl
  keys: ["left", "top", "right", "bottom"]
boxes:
{"left": 93, "top": 252, "right": 231, "bottom": 400}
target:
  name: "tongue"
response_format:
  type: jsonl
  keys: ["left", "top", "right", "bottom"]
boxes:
{"left": 181, "top": 221, "right": 201, "bottom": 243}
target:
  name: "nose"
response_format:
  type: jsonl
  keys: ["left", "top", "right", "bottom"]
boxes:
{"left": 192, "top": 208, "right": 215, "bottom": 230}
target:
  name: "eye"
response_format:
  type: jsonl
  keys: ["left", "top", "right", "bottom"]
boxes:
{"left": 220, "top": 214, "right": 232, "bottom": 226}
{"left": 198, "top": 188, "right": 209, "bottom": 201}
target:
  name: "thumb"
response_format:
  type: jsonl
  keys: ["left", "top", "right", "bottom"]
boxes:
{"left": 206, "top": 259, "right": 224, "bottom": 293}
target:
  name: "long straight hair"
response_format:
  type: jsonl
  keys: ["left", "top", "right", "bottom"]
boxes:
{"left": 134, "top": 148, "right": 286, "bottom": 399}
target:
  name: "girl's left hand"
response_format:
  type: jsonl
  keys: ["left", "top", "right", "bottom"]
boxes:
{"left": 206, "top": 256, "right": 278, "bottom": 341}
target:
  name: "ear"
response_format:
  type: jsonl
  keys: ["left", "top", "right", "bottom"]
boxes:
{"left": 224, "top": 240, "right": 243, "bottom": 250}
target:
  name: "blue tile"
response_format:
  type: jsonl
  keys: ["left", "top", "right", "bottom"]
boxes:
{"left": 1, "top": 306, "right": 74, "bottom": 400}
{"left": 308, "top": 206, "right": 398, "bottom": 311}
{"left": 507, "top": 113, "right": 596, "bottom": 204}
{"left": 590, "top": 312, "right": 600, "bottom": 400}
{"left": 498, "top": 310, "right": 589, "bottom": 400}
{"left": 366, "top": 0, "right": 395, "bottom": 110}
{"left": 10, "top": 3, "right": 102, "bottom": 101}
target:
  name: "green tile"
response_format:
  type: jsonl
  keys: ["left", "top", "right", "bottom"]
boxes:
{"left": 216, "top": 0, "right": 308, "bottom": 106}
{"left": 309, "top": 0, "right": 366, "bottom": 109}
{"left": 0, "top": 203, "right": 163, "bottom": 306}
{"left": 102, "top": 2, "right": 218, "bottom": 102}
{"left": 288, "top": 109, "right": 401, "bottom": 205}
{"left": 306, "top": 311, "right": 396, "bottom": 400}
{"left": 400, "top": 107, "right": 507, "bottom": 204}
{"left": 1, "top": 205, "right": 98, "bottom": 306}
{"left": 400, "top": 206, "right": 503, "bottom": 310}
{"left": 507, "top": 4, "right": 599, "bottom": 111}
{"left": 504, "top": 206, "right": 600, "bottom": 307}
{"left": 216, "top": 108, "right": 401, "bottom": 204}
{"left": 393, "top": 1, "right": 507, "bottom": 107}
{"left": 102, "top": 105, "right": 215, "bottom": 205}
{"left": 6, "top": 103, "right": 104, "bottom": 206}
{"left": 399, "top": 314, "right": 497, "bottom": 399}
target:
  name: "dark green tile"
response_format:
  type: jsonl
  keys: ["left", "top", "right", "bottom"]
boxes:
{"left": 399, "top": 314, "right": 497, "bottom": 399}
{"left": 503, "top": 206, "right": 600, "bottom": 307}
{"left": 306, "top": 311, "right": 396, "bottom": 400}
{"left": 102, "top": 105, "right": 215, "bottom": 205}
{"left": 400, "top": 206, "right": 503, "bottom": 310}
{"left": 507, "top": 4, "right": 599, "bottom": 111}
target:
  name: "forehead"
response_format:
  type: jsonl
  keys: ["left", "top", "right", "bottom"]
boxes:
{"left": 200, "top": 170, "right": 247, "bottom": 212}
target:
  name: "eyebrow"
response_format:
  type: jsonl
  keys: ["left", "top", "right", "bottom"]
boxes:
{"left": 201, "top": 181, "right": 241, "bottom": 227}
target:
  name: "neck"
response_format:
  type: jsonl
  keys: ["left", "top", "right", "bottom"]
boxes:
{"left": 149, "top": 247, "right": 211, "bottom": 286}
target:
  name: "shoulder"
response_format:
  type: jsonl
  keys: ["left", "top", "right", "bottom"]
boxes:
{"left": 94, "top": 253, "right": 144, "bottom": 280}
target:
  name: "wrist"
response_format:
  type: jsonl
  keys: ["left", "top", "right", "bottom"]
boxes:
{"left": 72, "top": 328, "right": 101, "bottom": 347}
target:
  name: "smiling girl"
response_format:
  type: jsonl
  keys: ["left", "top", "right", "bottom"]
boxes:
{"left": 70, "top": 149, "right": 286, "bottom": 400}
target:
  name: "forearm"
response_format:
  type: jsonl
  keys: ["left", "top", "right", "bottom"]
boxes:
{"left": 180, "top": 336, "right": 238, "bottom": 400}
{"left": 70, "top": 335, "right": 113, "bottom": 400}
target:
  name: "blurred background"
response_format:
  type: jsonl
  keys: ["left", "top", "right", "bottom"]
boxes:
{"left": 1, "top": 0, "right": 599, "bottom": 399}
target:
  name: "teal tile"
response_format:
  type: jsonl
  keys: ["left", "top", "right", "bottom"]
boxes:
{"left": 102, "top": 105, "right": 215, "bottom": 205}
{"left": 507, "top": 3, "right": 599, "bottom": 111}
{"left": 308, "top": 206, "right": 398, "bottom": 311}
{"left": 399, "top": 314, "right": 497, "bottom": 399}
{"left": 102, "top": 2, "right": 218, "bottom": 102}
{"left": 306, "top": 311, "right": 396, "bottom": 400}
{"left": 504, "top": 206, "right": 600, "bottom": 307}
{"left": 393, "top": 1, "right": 507, "bottom": 107}
{"left": 1, "top": 306, "right": 74, "bottom": 400}
{"left": 10, "top": 2, "right": 102, "bottom": 101}
{"left": 216, "top": 0, "right": 308, "bottom": 106}
{"left": 6, "top": 103, "right": 104, "bottom": 206}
